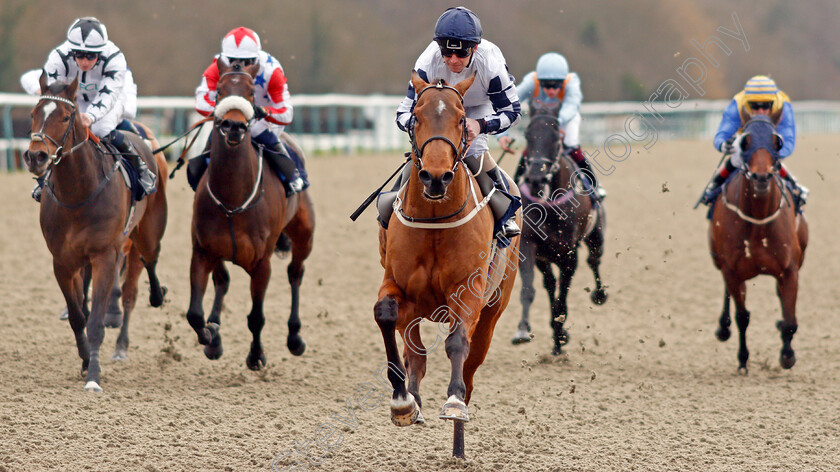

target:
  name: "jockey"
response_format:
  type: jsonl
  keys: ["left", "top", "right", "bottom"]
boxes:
{"left": 27, "top": 17, "right": 156, "bottom": 202}
{"left": 498, "top": 52, "right": 606, "bottom": 200}
{"left": 702, "top": 75, "right": 808, "bottom": 207}
{"left": 192, "top": 26, "right": 305, "bottom": 196}
{"left": 395, "top": 7, "right": 523, "bottom": 238}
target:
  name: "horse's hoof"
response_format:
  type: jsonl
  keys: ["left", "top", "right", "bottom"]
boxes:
{"left": 716, "top": 326, "right": 731, "bottom": 342}
{"left": 204, "top": 333, "right": 223, "bottom": 360}
{"left": 780, "top": 353, "right": 796, "bottom": 369}
{"left": 59, "top": 306, "right": 69, "bottom": 321}
{"left": 287, "top": 336, "right": 306, "bottom": 356}
{"left": 552, "top": 346, "right": 563, "bottom": 356}
{"left": 590, "top": 289, "right": 608, "bottom": 305}
{"left": 414, "top": 410, "right": 426, "bottom": 425}
{"left": 84, "top": 381, "right": 103, "bottom": 393}
{"left": 390, "top": 394, "right": 421, "bottom": 427}
{"left": 439, "top": 395, "right": 470, "bottom": 422}
{"left": 104, "top": 312, "right": 123, "bottom": 328}
{"left": 112, "top": 349, "right": 128, "bottom": 361}
{"left": 149, "top": 285, "right": 167, "bottom": 308}
{"left": 511, "top": 329, "right": 532, "bottom": 345}
{"left": 246, "top": 352, "right": 267, "bottom": 371}
{"left": 557, "top": 328, "right": 570, "bottom": 346}
{"left": 737, "top": 365, "right": 749, "bottom": 376}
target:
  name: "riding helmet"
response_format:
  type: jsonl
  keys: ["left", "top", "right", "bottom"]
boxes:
{"left": 536, "top": 53, "right": 569, "bottom": 81}
{"left": 221, "top": 27, "right": 261, "bottom": 59}
{"left": 433, "top": 7, "right": 482, "bottom": 49}
{"left": 66, "top": 17, "right": 108, "bottom": 53}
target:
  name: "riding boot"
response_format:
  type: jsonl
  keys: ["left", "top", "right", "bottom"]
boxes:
{"left": 463, "top": 154, "right": 521, "bottom": 239}
{"left": 108, "top": 130, "right": 156, "bottom": 200}
{"left": 780, "top": 165, "right": 809, "bottom": 208}
{"left": 569, "top": 147, "right": 606, "bottom": 200}
{"left": 701, "top": 157, "right": 737, "bottom": 206}
{"left": 262, "top": 141, "right": 304, "bottom": 197}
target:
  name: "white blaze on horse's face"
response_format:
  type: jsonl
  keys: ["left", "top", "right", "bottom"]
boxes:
{"left": 41, "top": 102, "right": 57, "bottom": 124}
{"left": 436, "top": 99, "right": 447, "bottom": 116}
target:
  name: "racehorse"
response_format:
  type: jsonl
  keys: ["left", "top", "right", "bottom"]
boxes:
{"left": 186, "top": 60, "right": 315, "bottom": 370}
{"left": 23, "top": 75, "right": 168, "bottom": 392}
{"left": 375, "top": 72, "right": 521, "bottom": 458}
{"left": 511, "top": 114, "right": 607, "bottom": 355}
{"left": 709, "top": 113, "right": 808, "bottom": 372}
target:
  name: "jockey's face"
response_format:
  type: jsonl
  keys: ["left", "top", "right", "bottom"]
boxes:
{"left": 540, "top": 79, "right": 563, "bottom": 99}
{"left": 72, "top": 52, "right": 99, "bottom": 72}
{"left": 748, "top": 101, "right": 772, "bottom": 116}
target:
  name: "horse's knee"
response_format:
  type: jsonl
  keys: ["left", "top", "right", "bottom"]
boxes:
{"left": 444, "top": 329, "right": 469, "bottom": 359}
{"left": 287, "top": 262, "right": 305, "bottom": 283}
{"left": 735, "top": 309, "right": 750, "bottom": 328}
{"left": 374, "top": 296, "right": 399, "bottom": 329}
{"left": 248, "top": 310, "right": 265, "bottom": 333}
{"left": 520, "top": 285, "right": 536, "bottom": 302}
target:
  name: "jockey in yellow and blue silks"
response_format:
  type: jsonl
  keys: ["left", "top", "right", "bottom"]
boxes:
{"left": 702, "top": 75, "right": 808, "bottom": 207}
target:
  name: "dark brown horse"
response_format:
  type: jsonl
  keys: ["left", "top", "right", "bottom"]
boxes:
{"left": 512, "top": 114, "right": 607, "bottom": 354}
{"left": 186, "top": 60, "right": 315, "bottom": 370}
{"left": 24, "top": 76, "right": 168, "bottom": 392}
{"left": 375, "top": 72, "right": 520, "bottom": 458}
{"left": 709, "top": 114, "right": 808, "bottom": 372}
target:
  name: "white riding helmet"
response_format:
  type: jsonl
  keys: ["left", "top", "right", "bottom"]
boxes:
{"left": 66, "top": 17, "right": 108, "bottom": 53}
{"left": 536, "top": 53, "right": 569, "bottom": 80}
{"left": 221, "top": 27, "right": 261, "bottom": 59}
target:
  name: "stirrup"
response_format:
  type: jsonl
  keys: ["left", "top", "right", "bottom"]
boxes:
{"left": 286, "top": 177, "right": 304, "bottom": 196}
{"left": 595, "top": 186, "right": 607, "bottom": 199}
{"left": 501, "top": 219, "right": 521, "bottom": 238}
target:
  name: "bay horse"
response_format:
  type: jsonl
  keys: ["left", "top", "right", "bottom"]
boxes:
{"left": 709, "top": 113, "right": 808, "bottom": 372}
{"left": 375, "top": 72, "right": 521, "bottom": 458}
{"left": 23, "top": 75, "right": 168, "bottom": 392}
{"left": 512, "top": 114, "right": 607, "bottom": 355}
{"left": 186, "top": 60, "right": 315, "bottom": 370}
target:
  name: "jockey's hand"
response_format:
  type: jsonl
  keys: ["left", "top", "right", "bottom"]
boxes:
{"left": 465, "top": 118, "right": 482, "bottom": 141}
{"left": 254, "top": 106, "right": 270, "bottom": 120}
{"left": 498, "top": 136, "right": 515, "bottom": 153}
{"left": 80, "top": 113, "right": 93, "bottom": 129}
{"left": 723, "top": 137, "right": 735, "bottom": 154}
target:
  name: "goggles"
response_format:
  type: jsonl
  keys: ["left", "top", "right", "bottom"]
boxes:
{"left": 749, "top": 101, "right": 772, "bottom": 111}
{"left": 540, "top": 80, "right": 563, "bottom": 89}
{"left": 72, "top": 50, "right": 100, "bottom": 61}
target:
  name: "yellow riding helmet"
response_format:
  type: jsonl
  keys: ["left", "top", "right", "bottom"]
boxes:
{"left": 743, "top": 75, "right": 778, "bottom": 103}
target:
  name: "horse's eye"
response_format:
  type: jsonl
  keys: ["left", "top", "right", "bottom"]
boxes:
{"left": 62, "top": 115, "right": 71, "bottom": 122}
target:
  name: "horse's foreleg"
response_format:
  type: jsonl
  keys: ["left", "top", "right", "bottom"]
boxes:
{"left": 374, "top": 283, "right": 416, "bottom": 426}
{"left": 401, "top": 315, "right": 427, "bottom": 424}
{"left": 104, "top": 253, "right": 124, "bottom": 329}
{"left": 83, "top": 251, "right": 120, "bottom": 392}
{"left": 55, "top": 264, "right": 89, "bottom": 372}
{"left": 187, "top": 247, "right": 219, "bottom": 355}
{"left": 724, "top": 274, "right": 750, "bottom": 373}
{"left": 113, "top": 247, "right": 143, "bottom": 361}
{"left": 584, "top": 214, "right": 608, "bottom": 305}
{"left": 776, "top": 268, "right": 799, "bottom": 369}
{"left": 715, "top": 289, "right": 732, "bottom": 342}
{"left": 552, "top": 251, "right": 577, "bottom": 356}
{"left": 202, "top": 261, "right": 229, "bottom": 361}
{"left": 245, "top": 257, "right": 271, "bottom": 370}
{"left": 285, "top": 258, "right": 307, "bottom": 357}
{"left": 513, "top": 242, "right": 537, "bottom": 344}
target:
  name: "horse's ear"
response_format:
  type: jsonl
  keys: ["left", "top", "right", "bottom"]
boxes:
{"left": 739, "top": 105, "right": 751, "bottom": 125}
{"left": 66, "top": 76, "right": 79, "bottom": 96}
{"left": 739, "top": 133, "right": 751, "bottom": 152}
{"left": 217, "top": 57, "right": 229, "bottom": 76}
{"left": 773, "top": 133, "right": 784, "bottom": 152}
{"left": 245, "top": 62, "right": 259, "bottom": 78}
{"left": 410, "top": 70, "right": 429, "bottom": 96}
{"left": 453, "top": 72, "right": 476, "bottom": 98}
{"left": 38, "top": 69, "right": 48, "bottom": 94}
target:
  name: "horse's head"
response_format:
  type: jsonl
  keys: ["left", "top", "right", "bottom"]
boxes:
{"left": 213, "top": 59, "right": 259, "bottom": 147}
{"left": 409, "top": 70, "right": 474, "bottom": 200}
{"left": 739, "top": 115, "right": 784, "bottom": 195}
{"left": 522, "top": 114, "right": 562, "bottom": 191}
{"left": 24, "top": 73, "right": 81, "bottom": 176}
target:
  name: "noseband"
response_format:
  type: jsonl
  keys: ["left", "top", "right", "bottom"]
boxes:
{"left": 215, "top": 71, "right": 256, "bottom": 145}
{"left": 30, "top": 95, "right": 88, "bottom": 165}
{"left": 408, "top": 81, "right": 469, "bottom": 172}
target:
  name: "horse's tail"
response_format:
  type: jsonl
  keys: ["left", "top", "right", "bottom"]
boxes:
{"left": 274, "top": 232, "right": 292, "bottom": 259}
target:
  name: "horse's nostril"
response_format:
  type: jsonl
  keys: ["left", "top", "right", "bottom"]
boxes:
{"left": 441, "top": 171, "right": 454, "bottom": 185}
{"left": 419, "top": 170, "right": 432, "bottom": 185}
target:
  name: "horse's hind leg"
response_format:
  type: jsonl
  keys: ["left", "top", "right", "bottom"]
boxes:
{"left": 584, "top": 213, "right": 608, "bottom": 305}
{"left": 715, "top": 289, "right": 732, "bottom": 342}
{"left": 776, "top": 269, "right": 799, "bottom": 369}
{"left": 245, "top": 258, "right": 271, "bottom": 370}
{"left": 512, "top": 241, "right": 536, "bottom": 344}
{"left": 104, "top": 251, "right": 125, "bottom": 328}
{"left": 133, "top": 199, "right": 168, "bottom": 308}
{"left": 113, "top": 247, "right": 144, "bottom": 361}
{"left": 282, "top": 193, "right": 314, "bottom": 356}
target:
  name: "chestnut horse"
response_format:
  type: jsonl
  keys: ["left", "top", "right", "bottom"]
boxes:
{"left": 512, "top": 114, "right": 607, "bottom": 354}
{"left": 375, "top": 72, "right": 521, "bottom": 458}
{"left": 709, "top": 114, "right": 808, "bottom": 372}
{"left": 24, "top": 76, "right": 168, "bottom": 392}
{"left": 186, "top": 61, "right": 314, "bottom": 370}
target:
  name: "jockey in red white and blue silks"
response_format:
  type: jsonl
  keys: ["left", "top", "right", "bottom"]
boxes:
{"left": 193, "top": 27, "right": 305, "bottom": 195}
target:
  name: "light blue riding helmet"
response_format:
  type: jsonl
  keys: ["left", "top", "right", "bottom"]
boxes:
{"left": 536, "top": 53, "right": 569, "bottom": 80}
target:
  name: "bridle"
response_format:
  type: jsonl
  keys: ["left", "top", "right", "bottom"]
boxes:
{"left": 30, "top": 95, "right": 89, "bottom": 166}
{"left": 408, "top": 81, "right": 469, "bottom": 172}
{"left": 524, "top": 116, "right": 564, "bottom": 185}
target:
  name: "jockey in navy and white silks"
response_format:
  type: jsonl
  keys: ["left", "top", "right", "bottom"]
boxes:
{"left": 192, "top": 27, "right": 305, "bottom": 196}
{"left": 701, "top": 75, "right": 807, "bottom": 208}
{"left": 25, "top": 17, "right": 155, "bottom": 202}
{"left": 394, "top": 7, "right": 523, "bottom": 238}
{"left": 498, "top": 52, "right": 605, "bottom": 199}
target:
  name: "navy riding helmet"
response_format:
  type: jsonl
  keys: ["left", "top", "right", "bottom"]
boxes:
{"left": 433, "top": 7, "right": 482, "bottom": 47}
